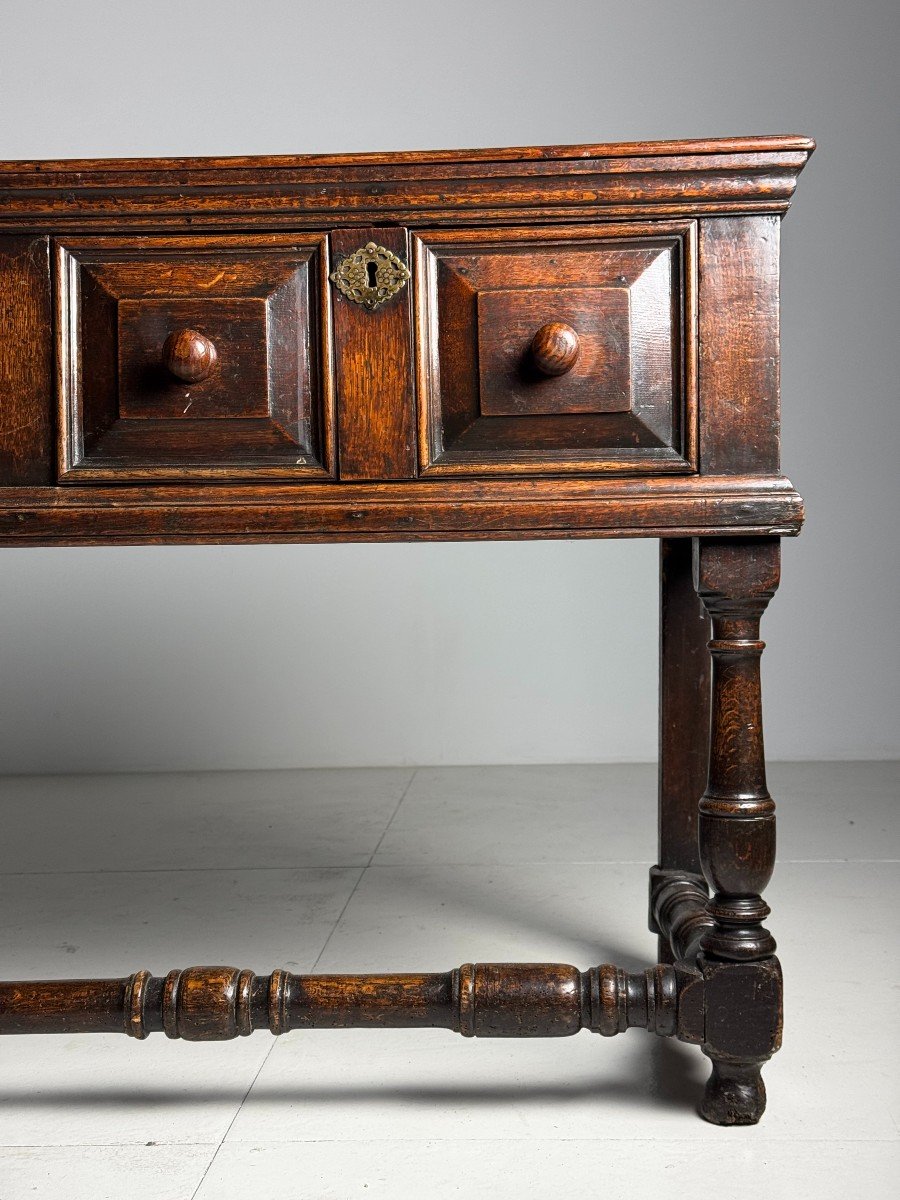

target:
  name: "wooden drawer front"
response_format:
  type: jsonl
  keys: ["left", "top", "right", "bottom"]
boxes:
{"left": 56, "top": 235, "right": 334, "bottom": 482}
{"left": 413, "top": 223, "right": 696, "bottom": 476}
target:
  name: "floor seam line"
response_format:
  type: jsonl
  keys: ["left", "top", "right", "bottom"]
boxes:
{"left": 3, "top": 856, "right": 899, "bottom": 879}
{"left": 366, "top": 768, "right": 418, "bottom": 868}
{"left": 188, "top": 1043, "right": 275, "bottom": 1200}
{"left": 308, "top": 865, "right": 367, "bottom": 973}
{"left": 2, "top": 1135, "right": 898, "bottom": 1149}
{"left": 303, "top": 771, "right": 417, "bottom": 974}
{"left": 173, "top": 1135, "right": 900, "bottom": 1146}
{"left": 184, "top": 776, "right": 421, "bottom": 1195}
{"left": 0, "top": 864, "right": 390, "bottom": 877}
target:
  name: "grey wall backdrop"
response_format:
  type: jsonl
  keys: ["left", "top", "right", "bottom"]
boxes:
{"left": 0, "top": 0, "right": 897, "bottom": 771}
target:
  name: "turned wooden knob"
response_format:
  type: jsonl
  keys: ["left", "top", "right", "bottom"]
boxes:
{"left": 163, "top": 328, "right": 217, "bottom": 383}
{"left": 530, "top": 322, "right": 580, "bottom": 376}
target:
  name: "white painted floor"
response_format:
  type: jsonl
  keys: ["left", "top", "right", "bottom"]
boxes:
{"left": 0, "top": 762, "right": 897, "bottom": 1198}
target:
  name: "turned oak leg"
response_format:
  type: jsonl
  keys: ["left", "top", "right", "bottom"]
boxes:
{"left": 694, "top": 537, "right": 783, "bottom": 1125}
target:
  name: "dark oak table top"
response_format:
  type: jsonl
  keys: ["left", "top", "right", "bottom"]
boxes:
{"left": 0, "top": 135, "right": 813, "bottom": 547}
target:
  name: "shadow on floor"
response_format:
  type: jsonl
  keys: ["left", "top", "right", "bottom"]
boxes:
{"left": 0, "top": 1035, "right": 706, "bottom": 1115}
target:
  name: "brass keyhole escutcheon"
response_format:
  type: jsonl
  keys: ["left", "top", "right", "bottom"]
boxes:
{"left": 330, "top": 241, "right": 411, "bottom": 310}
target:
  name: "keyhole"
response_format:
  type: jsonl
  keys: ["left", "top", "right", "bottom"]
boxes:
{"left": 366, "top": 260, "right": 378, "bottom": 288}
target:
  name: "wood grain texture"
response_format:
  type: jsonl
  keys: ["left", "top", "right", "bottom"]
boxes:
{"left": 0, "top": 962, "right": 685, "bottom": 1041}
{"left": 694, "top": 537, "right": 780, "bottom": 962}
{"left": 0, "top": 135, "right": 817, "bottom": 172}
{"left": 0, "top": 236, "right": 52, "bottom": 485}
{"left": 529, "top": 320, "right": 581, "bottom": 377}
{"left": 0, "top": 475, "right": 803, "bottom": 545}
{"left": 125, "top": 301, "right": 264, "bottom": 415}
{"left": 649, "top": 867, "right": 713, "bottom": 965}
{"left": 693, "top": 536, "right": 782, "bottom": 1125}
{"left": 0, "top": 136, "right": 813, "bottom": 1127}
{"left": 414, "top": 221, "right": 696, "bottom": 476}
{"left": 331, "top": 226, "right": 416, "bottom": 480}
{"left": 0, "top": 138, "right": 815, "bottom": 230}
{"left": 658, "top": 537, "right": 711, "bottom": 876}
{"left": 162, "top": 328, "right": 218, "bottom": 383}
{"left": 478, "top": 290, "right": 627, "bottom": 414}
{"left": 55, "top": 233, "right": 334, "bottom": 482}
{"left": 698, "top": 217, "right": 781, "bottom": 475}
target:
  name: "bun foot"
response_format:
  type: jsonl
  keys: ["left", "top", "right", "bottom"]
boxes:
{"left": 699, "top": 1060, "right": 767, "bottom": 1125}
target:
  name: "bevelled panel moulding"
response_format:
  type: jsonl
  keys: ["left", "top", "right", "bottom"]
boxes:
{"left": 413, "top": 222, "right": 697, "bottom": 476}
{"left": 55, "top": 234, "right": 335, "bottom": 482}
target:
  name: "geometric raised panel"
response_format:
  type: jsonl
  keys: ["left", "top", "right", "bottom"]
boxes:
{"left": 117, "top": 298, "right": 270, "bottom": 420}
{"left": 477, "top": 286, "right": 632, "bottom": 416}
{"left": 413, "top": 222, "right": 697, "bottom": 476}
{"left": 55, "top": 234, "right": 334, "bottom": 482}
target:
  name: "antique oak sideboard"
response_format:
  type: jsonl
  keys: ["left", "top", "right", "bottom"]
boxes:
{"left": 0, "top": 136, "right": 813, "bottom": 1124}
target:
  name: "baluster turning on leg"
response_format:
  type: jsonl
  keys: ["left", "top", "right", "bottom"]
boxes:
{"left": 694, "top": 537, "right": 783, "bottom": 1125}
